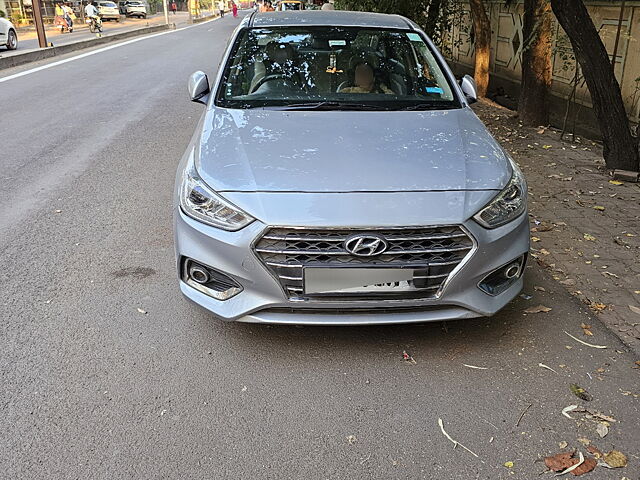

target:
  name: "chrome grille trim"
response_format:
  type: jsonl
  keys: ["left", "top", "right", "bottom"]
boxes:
{"left": 254, "top": 226, "right": 475, "bottom": 301}
{"left": 256, "top": 245, "right": 472, "bottom": 256}
{"left": 262, "top": 232, "right": 468, "bottom": 242}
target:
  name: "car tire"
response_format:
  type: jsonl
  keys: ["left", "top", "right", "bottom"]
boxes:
{"left": 6, "top": 29, "right": 17, "bottom": 50}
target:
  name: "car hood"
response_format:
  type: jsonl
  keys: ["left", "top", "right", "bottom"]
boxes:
{"left": 195, "top": 106, "right": 511, "bottom": 193}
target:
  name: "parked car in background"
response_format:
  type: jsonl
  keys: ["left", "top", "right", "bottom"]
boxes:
{"left": 277, "top": 0, "right": 304, "bottom": 10}
{"left": 124, "top": 1, "right": 147, "bottom": 18}
{"left": 0, "top": 16, "right": 18, "bottom": 50}
{"left": 96, "top": 1, "right": 121, "bottom": 21}
{"left": 175, "top": 11, "right": 530, "bottom": 325}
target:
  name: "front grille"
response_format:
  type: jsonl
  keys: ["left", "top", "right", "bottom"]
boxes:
{"left": 254, "top": 226, "right": 474, "bottom": 300}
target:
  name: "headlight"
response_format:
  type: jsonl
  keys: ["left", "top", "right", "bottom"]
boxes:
{"left": 473, "top": 158, "right": 527, "bottom": 228}
{"left": 180, "top": 152, "right": 254, "bottom": 231}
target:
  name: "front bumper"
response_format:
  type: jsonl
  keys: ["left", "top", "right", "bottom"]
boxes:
{"left": 174, "top": 207, "right": 530, "bottom": 325}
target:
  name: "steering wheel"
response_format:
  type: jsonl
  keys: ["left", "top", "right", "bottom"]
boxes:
{"left": 250, "top": 74, "right": 290, "bottom": 94}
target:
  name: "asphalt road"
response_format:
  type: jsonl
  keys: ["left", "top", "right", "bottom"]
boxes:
{"left": 1, "top": 14, "right": 639, "bottom": 479}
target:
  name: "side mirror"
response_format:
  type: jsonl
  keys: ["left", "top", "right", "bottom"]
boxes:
{"left": 460, "top": 74, "right": 478, "bottom": 104}
{"left": 188, "top": 71, "right": 210, "bottom": 105}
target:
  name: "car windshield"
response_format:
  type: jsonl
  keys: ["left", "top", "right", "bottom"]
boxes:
{"left": 216, "top": 26, "right": 459, "bottom": 110}
{"left": 102, "top": 2, "right": 117, "bottom": 6}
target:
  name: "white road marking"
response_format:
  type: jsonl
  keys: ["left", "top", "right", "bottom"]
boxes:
{"left": 0, "top": 18, "right": 219, "bottom": 84}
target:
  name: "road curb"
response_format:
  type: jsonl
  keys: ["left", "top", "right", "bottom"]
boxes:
{"left": 190, "top": 13, "right": 220, "bottom": 24}
{"left": 0, "top": 23, "right": 172, "bottom": 70}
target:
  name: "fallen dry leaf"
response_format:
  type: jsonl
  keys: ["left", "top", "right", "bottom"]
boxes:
{"left": 589, "top": 302, "right": 607, "bottom": 312}
{"left": 577, "top": 437, "right": 590, "bottom": 446}
{"left": 596, "top": 423, "right": 608, "bottom": 438}
{"left": 570, "top": 457, "right": 597, "bottom": 475}
{"left": 583, "top": 233, "right": 596, "bottom": 241}
{"left": 136, "top": 308, "right": 147, "bottom": 314}
{"left": 580, "top": 323, "right": 593, "bottom": 336}
{"left": 534, "top": 286, "right": 546, "bottom": 292}
{"left": 592, "top": 205, "right": 605, "bottom": 211}
{"left": 503, "top": 461, "right": 514, "bottom": 468}
{"left": 603, "top": 450, "right": 627, "bottom": 468}
{"left": 558, "top": 441, "right": 568, "bottom": 449}
{"left": 570, "top": 384, "right": 593, "bottom": 402}
{"left": 524, "top": 305, "right": 552, "bottom": 314}
{"left": 629, "top": 305, "right": 640, "bottom": 315}
{"left": 608, "top": 180, "right": 624, "bottom": 185}
{"left": 545, "top": 451, "right": 577, "bottom": 472}
{"left": 536, "top": 222, "right": 555, "bottom": 232}
{"left": 586, "top": 445, "right": 602, "bottom": 459}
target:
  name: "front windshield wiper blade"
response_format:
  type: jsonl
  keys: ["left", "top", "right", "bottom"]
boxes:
{"left": 272, "top": 102, "right": 391, "bottom": 111}
{"left": 399, "top": 103, "right": 458, "bottom": 111}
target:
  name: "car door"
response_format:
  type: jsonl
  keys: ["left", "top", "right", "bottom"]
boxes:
{"left": 0, "top": 19, "right": 9, "bottom": 44}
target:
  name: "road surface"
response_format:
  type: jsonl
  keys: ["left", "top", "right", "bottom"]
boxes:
{"left": 1, "top": 13, "right": 639, "bottom": 479}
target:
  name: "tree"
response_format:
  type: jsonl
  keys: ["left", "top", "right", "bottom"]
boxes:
{"left": 469, "top": 0, "right": 491, "bottom": 97}
{"left": 518, "top": 0, "right": 552, "bottom": 126}
{"left": 334, "top": 0, "right": 452, "bottom": 45}
{"left": 551, "top": 0, "right": 639, "bottom": 171}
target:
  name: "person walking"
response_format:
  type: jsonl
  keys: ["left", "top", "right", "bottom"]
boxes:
{"left": 170, "top": 1, "right": 177, "bottom": 14}
{"left": 232, "top": 1, "right": 237, "bottom": 17}
{"left": 218, "top": 0, "right": 224, "bottom": 17}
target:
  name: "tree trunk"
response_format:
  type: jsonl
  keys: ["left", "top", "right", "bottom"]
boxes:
{"left": 518, "top": 0, "right": 552, "bottom": 126}
{"left": 424, "top": 0, "right": 443, "bottom": 39}
{"left": 469, "top": 0, "right": 491, "bottom": 97}
{"left": 551, "top": 0, "right": 639, "bottom": 171}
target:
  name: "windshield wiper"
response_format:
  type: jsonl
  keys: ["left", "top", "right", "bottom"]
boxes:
{"left": 272, "top": 102, "right": 391, "bottom": 111}
{"left": 399, "top": 103, "right": 458, "bottom": 111}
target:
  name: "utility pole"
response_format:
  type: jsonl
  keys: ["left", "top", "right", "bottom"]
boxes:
{"left": 30, "top": 0, "right": 48, "bottom": 48}
{"left": 163, "top": 0, "right": 169, "bottom": 24}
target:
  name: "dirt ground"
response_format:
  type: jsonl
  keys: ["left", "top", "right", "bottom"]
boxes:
{"left": 473, "top": 99, "right": 640, "bottom": 353}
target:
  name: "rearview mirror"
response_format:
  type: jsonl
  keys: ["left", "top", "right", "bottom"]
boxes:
{"left": 460, "top": 74, "right": 478, "bottom": 104}
{"left": 188, "top": 71, "right": 210, "bottom": 105}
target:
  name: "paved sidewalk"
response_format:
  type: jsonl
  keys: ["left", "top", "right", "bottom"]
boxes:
{"left": 473, "top": 99, "right": 640, "bottom": 352}
{"left": 7, "top": 12, "right": 190, "bottom": 53}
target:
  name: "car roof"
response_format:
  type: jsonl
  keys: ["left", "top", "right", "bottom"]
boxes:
{"left": 247, "top": 11, "right": 414, "bottom": 30}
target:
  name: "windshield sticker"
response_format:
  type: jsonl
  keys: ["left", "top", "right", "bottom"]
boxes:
{"left": 426, "top": 86, "right": 444, "bottom": 94}
{"left": 328, "top": 40, "right": 347, "bottom": 47}
{"left": 406, "top": 33, "right": 422, "bottom": 42}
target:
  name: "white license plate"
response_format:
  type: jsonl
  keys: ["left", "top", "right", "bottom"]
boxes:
{"left": 304, "top": 268, "right": 414, "bottom": 294}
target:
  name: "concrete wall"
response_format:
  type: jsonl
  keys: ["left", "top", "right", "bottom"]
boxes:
{"left": 443, "top": 1, "right": 640, "bottom": 137}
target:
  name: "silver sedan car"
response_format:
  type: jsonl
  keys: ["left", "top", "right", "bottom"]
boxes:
{"left": 174, "top": 11, "right": 530, "bottom": 325}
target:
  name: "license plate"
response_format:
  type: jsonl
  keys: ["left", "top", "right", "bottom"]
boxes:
{"left": 304, "top": 268, "right": 414, "bottom": 294}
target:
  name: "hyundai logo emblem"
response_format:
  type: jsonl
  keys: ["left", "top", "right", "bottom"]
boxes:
{"left": 344, "top": 234, "right": 388, "bottom": 257}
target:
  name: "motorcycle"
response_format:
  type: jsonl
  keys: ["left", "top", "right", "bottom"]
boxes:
{"left": 54, "top": 14, "right": 73, "bottom": 33}
{"left": 87, "top": 15, "right": 103, "bottom": 33}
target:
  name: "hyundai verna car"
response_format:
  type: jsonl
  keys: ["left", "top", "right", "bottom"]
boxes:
{"left": 174, "top": 11, "right": 530, "bottom": 325}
